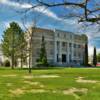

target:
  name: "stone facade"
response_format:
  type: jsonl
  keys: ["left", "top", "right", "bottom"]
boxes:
{"left": 27, "top": 27, "right": 88, "bottom": 66}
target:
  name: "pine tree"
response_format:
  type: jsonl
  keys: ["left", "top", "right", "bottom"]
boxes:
{"left": 17, "top": 30, "right": 27, "bottom": 68}
{"left": 97, "top": 53, "right": 100, "bottom": 62}
{"left": 2, "top": 22, "right": 26, "bottom": 68}
{"left": 93, "top": 47, "right": 97, "bottom": 66}
{"left": 84, "top": 43, "right": 88, "bottom": 66}
{"left": 37, "top": 36, "right": 48, "bottom": 67}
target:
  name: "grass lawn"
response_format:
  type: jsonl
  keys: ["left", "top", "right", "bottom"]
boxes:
{"left": 0, "top": 67, "right": 100, "bottom": 100}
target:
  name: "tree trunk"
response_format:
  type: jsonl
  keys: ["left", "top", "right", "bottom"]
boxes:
{"left": 29, "top": 50, "right": 31, "bottom": 73}
{"left": 21, "top": 56, "right": 23, "bottom": 69}
{"left": 11, "top": 32, "right": 14, "bottom": 69}
{"left": 11, "top": 53, "right": 14, "bottom": 69}
{"left": 28, "top": 38, "right": 32, "bottom": 73}
{"left": 20, "top": 51, "right": 23, "bottom": 69}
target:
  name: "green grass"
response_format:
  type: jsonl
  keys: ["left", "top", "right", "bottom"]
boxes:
{"left": 0, "top": 67, "right": 100, "bottom": 100}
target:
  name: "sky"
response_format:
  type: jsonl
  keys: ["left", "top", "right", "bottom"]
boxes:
{"left": 0, "top": 0, "right": 100, "bottom": 56}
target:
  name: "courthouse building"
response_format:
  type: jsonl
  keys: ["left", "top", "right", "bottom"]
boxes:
{"left": 27, "top": 27, "right": 88, "bottom": 66}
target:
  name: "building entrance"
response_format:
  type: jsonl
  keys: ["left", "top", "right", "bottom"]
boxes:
{"left": 62, "top": 54, "right": 66, "bottom": 63}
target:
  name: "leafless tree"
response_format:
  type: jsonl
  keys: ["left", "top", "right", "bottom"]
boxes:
{"left": 21, "top": 13, "right": 41, "bottom": 73}
{"left": 37, "top": 0, "right": 100, "bottom": 24}
{"left": 16, "top": 0, "right": 100, "bottom": 24}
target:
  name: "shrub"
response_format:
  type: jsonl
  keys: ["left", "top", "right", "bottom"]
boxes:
{"left": 36, "top": 62, "right": 49, "bottom": 68}
{"left": 4, "top": 60, "right": 10, "bottom": 67}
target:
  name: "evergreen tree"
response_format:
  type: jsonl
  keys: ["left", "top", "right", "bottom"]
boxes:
{"left": 93, "top": 47, "right": 97, "bottom": 66}
{"left": 84, "top": 43, "right": 88, "bottom": 66}
{"left": 97, "top": 53, "right": 100, "bottom": 62}
{"left": 2, "top": 22, "right": 26, "bottom": 68}
{"left": 17, "top": 31, "right": 27, "bottom": 68}
{"left": 37, "top": 36, "right": 48, "bottom": 66}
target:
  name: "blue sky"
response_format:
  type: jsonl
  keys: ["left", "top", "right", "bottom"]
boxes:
{"left": 0, "top": 0, "right": 100, "bottom": 55}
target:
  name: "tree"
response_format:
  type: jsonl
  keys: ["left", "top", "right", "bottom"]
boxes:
{"left": 37, "top": 36, "right": 48, "bottom": 67}
{"left": 36, "top": 0, "right": 100, "bottom": 23}
{"left": 16, "top": 0, "right": 100, "bottom": 24}
{"left": 93, "top": 47, "right": 97, "bottom": 66}
{"left": 28, "top": 27, "right": 35, "bottom": 73}
{"left": 84, "top": 43, "right": 88, "bottom": 66}
{"left": 22, "top": 15, "right": 40, "bottom": 73}
{"left": 1, "top": 22, "right": 25, "bottom": 69}
{"left": 17, "top": 31, "right": 27, "bottom": 68}
{"left": 97, "top": 53, "right": 100, "bottom": 62}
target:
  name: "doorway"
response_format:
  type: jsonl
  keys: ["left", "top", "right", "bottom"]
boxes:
{"left": 62, "top": 54, "right": 66, "bottom": 63}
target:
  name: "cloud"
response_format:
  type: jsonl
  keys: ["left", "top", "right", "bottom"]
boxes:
{"left": 0, "top": 0, "right": 32, "bottom": 9}
{"left": 0, "top": 0, "right": 78, "bottom": 24}
{"left": 34, "top": 6, "right": 61, "bottom": 21}
{"left": 0, "top": 0, "right": 61, "bottom": 21}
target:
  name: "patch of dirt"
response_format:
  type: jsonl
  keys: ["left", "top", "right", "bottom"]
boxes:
{"left": 6, "top": 83, "right": 12, "bottom": 87}
{"left": 39, "top": 84, "right": 45, "bottom": 88}
{"left": 9, "top": 88, "right": 25, "bottom": 96}
{"left": 23, "top": 75, "right": 60, "bottom": 79}
{"left": 9, "top": 88, "right": 47, "bottom": 97}
{"left": 63, "top": 87, "right": 88, "bottom": 95}
{"left": 23, "top": 75, "right": 33, "bottom": 79}
{"left": 29, "top": 89, "right": 46, "bottom": 93}
{"left": 24, "top": 81, "right": 40, "bottom": 85}
{"left": 76, "top": 77, "right": 98, "bottom": 83}
{"left": 52, "top": 90, "right": 57, "bottom": 93}
{"left": 38, "top": 75, "right": 60, "bottom": 78}
{"left": 24, "top": 81, "right": 45, "bottom": 88}
{"left": 63, "top": 87, "right": 88, "bottom": 99}
{"left": 2, "top": 74, "right": 17, "bottom": 77}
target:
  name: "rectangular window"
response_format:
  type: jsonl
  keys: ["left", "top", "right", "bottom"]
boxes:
{"left": 74, "top": 44, "right": 76, "bottom": 48}
{"left": 62, "top": 42, "right": 66, "bottom": 47}
{"left": 57, "top": 54, "right": 59, "bottom": 62}
{"left": 69, "top": 43, "right": 72, "bottom": 47}
{"left": 36, "top": 48, "right": 40, "bottom": 56}
{"left": 64, "top": 34, "right": 66, "bottom": 38}
{"left": 69, "top": 54, "right": 71, "bottom": 62}
{"left": 78, "top": 44, "right": 80, "bottom": 48}
{"left": 57, "top": 33, "right": 60, "bottom": 37}
{"left": 74, "top": 51, "right": 76, "bottom": 57}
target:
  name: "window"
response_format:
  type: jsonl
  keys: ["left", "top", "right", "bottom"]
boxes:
{"left": 69, "top": 43, "right": 72, "bottom": 47}
{"left": 57, "top": 54, "right": 59, "bottom": 62}
{"left": 78, "top": 44, "right": 80, "bottom": 48}
{"left": 62, "top": 42, "right": 66, "bottom": 47}
{"left": 57, "top": 41, "right": 60, "bottom": 52}
{"left": 74, "top": 44, "right": 76, "bottom": 48}
{"left": 74, "top": 51, "right": 76, "bottom": 57}
{"left": 57, "top": 41, "right": 59, "bottom": 46}
{"left": 36, "top": 48, "right": 40, "bottom": 56}
{"left": 64, "top": 34, "right": 66, "bottom": 38}
{"left": 69, "top": 54, "right": 72, "bottom": 62}
{"left": 57, "top": 33, "right": 60, "bottom": 37}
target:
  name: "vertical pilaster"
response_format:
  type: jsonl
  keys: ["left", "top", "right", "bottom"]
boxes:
{"left": 67, "top": 43, "right": 69, "bottom": 63}
{"left": 59, "top": 41, "right": 62, "bottom": 64}
{"left": 54, "top": 40, "right": 57, "bottom": 63}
